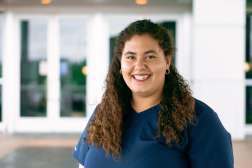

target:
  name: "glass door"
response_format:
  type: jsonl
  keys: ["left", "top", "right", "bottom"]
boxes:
{"left": 59, "top": 18, "right": 87, "bottom": 118}
{"left": 14, "top": 16, "right": 49, "bottom": 132}
{"left": 20, "top": 19, "right": 47, "bottom": 118}
{"left": 0, "top": 14, "right": 3, "bottom": 130}
{"left": 14, "top": 15, "right": 89, "bottom": 133}
{"left": 245, "top": 14, "right": 252, "bottom": 134}
{"left": 246, "top": 14, "right": 252, "bottom": 124}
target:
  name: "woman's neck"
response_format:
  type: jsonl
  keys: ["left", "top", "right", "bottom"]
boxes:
{"left": 131, "top": 94, "right": 161, "bottom": 113}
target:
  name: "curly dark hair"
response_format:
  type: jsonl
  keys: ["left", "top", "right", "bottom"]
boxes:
{"left": 86, "top": 19, "right": 195, "bottom": 157}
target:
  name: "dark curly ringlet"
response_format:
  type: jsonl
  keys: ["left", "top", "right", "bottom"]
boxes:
{"left": 86, "top": 19, "right": 195, "bottom": 157}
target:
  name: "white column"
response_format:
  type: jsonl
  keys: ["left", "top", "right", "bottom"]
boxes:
{"left": 86, "top": 14, "right": 109, "bottom": 118}
{"left": 192, "top": 0, "right": 246, "bottom": 139}
{"left": 176, "top": 13, "right": 193, "bottom": 82}
{"left": 47, "top": 15, "right": 60, "bottom": 129}
{"left": 2, "top": 12, "right": 20, "bottom": 133}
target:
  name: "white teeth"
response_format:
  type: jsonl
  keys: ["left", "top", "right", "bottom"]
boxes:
{"left": 133, "top": 75, "right": 149, "bottom": 81}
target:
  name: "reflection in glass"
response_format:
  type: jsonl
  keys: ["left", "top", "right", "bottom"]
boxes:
{"left": 20, "top": 20, "right": 47, "bottom": 117}
{"left": 0, "top": 16, "right": 3, "bottom": 121}
{"left": 0, "top": 15, "right": 3, "bottom": 77}
{"left": 246, "top": 86, "right": 252, "bottom": 124}
{"left": 59, "top": 18, "right": 86, "bottom": 117}
{"left": 246, "top": 15, "right": 252, "bottom": 78}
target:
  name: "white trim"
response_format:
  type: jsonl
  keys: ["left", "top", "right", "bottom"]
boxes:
{"left": 176, "top": 12, "right": 193, "bottom": 81}
{"left": 47, "top": 15, "right": 60, "bottom": 124}
{"left": 245, "top": 124, "right": 252, "bottom": 135}
{"left": 0, "top": 123, "right": 5, "bottom": 132}
{"left": 245, "top": 79, "right": 252, "bottom": 86}
{"left": 2, "top": 12, "right": 20, "bottom": 133}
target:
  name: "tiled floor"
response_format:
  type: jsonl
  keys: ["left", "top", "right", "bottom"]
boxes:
{"left": 0, "top": 134, "right": 251, "bottom": 168}
{"left": 0, "top": 134, "right": 79, "bottom": 168}
{"left": 0, "top": 147, "right": 77, "bottom": 168}
{"left": 233, "top": 139, "right": 252, "bottom": 168}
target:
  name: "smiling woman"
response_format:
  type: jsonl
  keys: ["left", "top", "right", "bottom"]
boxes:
{"left": 73, "top": 19, "right": 234, "bottom": 168}
{"left": 120, "top": 34, "right": 171, "bottom": 111}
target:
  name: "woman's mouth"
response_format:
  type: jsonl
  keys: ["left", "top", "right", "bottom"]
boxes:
{"left": 132, "top": 74, "right": 150, "bottom": 81}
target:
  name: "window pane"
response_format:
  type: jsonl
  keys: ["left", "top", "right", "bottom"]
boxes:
{"left": 246, "top": 15, "right": 252, "bottom": 78}
{"left": 59, "top": 18, "right": 87, "bottom": 117}
{"left": 246, "top": 86, "right": 252, "bottom": 124}
{"left": 0, "top": 15, "right": 3, "bottom": 77}
{"left": 20, "top": 19, "right": 47, "bottom": 117}
{"left": 0, "top": 15, "right": 3, "bottom": 121}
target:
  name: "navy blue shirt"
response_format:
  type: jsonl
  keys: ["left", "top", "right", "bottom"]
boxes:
{"left": 73, "top": 99, "right": 234, "bottom": 168}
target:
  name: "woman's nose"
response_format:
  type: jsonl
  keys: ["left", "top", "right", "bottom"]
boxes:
{"left": 135, "top": 58, "right": 146, "bottom": 69}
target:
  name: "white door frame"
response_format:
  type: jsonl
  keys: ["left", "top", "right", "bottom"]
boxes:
{"left": 3, "top": 13, "right": 92, "bottom": 133}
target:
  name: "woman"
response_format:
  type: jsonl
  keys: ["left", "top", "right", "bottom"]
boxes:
{"left": 73, "top": 19, "right": 234, "bottom": 168}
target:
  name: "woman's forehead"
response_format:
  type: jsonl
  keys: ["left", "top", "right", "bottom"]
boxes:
{"left": 122, "top": 35, "right": 162, "bottom": 53}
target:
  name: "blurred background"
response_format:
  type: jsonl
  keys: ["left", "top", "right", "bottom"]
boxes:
{"left": 0, "top": 0, "right": 251, "bottom": 167}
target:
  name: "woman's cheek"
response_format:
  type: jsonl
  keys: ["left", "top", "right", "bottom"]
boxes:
{"left": 121, "top": 62, "right": 132, "bottom": 71}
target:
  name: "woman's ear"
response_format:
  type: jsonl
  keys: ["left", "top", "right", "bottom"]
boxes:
{"left": 166, "top": 56, "right": 172, "bottom": 68}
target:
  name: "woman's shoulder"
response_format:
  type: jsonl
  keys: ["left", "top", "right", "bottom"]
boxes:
{"left": 188, "top": 98, "right": 230, "bottom": 139}
{"left": 194, "top": 98, "right": 215, "bottom": 116}
{"left": 185, "top": 99, "right": 234, "bottom": 167}
{"left": 193, "top": 99, "right": 222, "bottom": 126}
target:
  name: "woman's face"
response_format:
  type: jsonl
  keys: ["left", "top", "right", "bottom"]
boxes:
{"left": 121, "top": 34, "right": 171, "bottom": 98}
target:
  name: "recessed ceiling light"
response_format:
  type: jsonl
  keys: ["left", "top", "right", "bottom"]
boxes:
{"left": 135, "top": 0, "right": 148, "bottom": 6}
{"left": 41, "top": 0, "right": 52, "bottom": 6}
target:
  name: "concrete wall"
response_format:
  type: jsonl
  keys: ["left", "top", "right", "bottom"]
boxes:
{"left": 192, "top": 0, "right": 246, "bottom": 139}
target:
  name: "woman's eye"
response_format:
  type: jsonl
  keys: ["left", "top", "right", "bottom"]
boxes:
{"left": 146, "top": 55, "right": 156, "bottom": 59}
{"left": 126, "top": 55, "right": 135, "bottom": 60}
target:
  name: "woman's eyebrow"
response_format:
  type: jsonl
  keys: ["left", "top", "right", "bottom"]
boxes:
{"left": 123, "top": 50, "right": 157, "bottom": 56}
{"left": 144, "top": 50, "right": 158, "bottom": 55}
{"left": 123, "top": 51, "right": 136, "bottom": 55}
